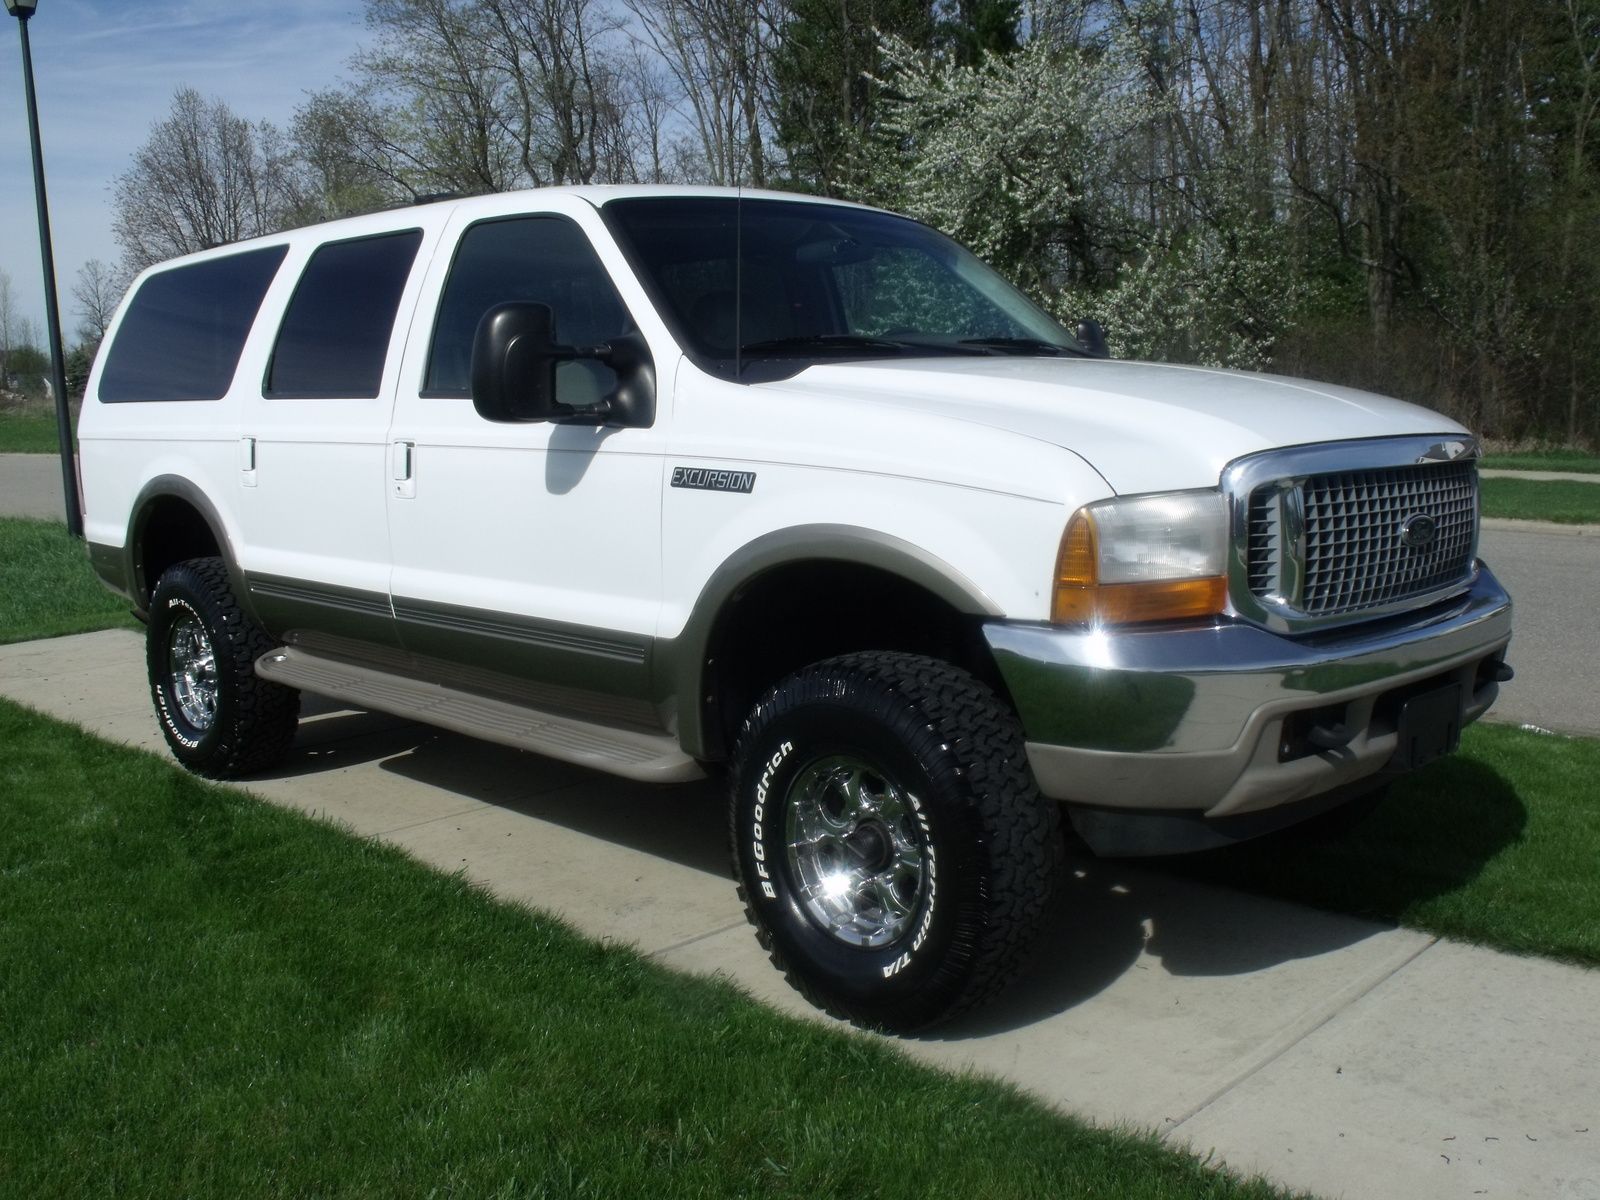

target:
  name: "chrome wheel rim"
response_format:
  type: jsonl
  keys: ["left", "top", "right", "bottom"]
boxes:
{"left": 784, "top": 755, "right": 928, "bottom": 949}
{"left": 167, "top": 613, "right": 219, "bottom": 730}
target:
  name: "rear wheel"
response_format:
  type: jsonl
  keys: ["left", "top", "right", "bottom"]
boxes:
{"left": 147, "top": 557, "right": 299, "bottom": 778}
{"left": 730, "top": 652, "right": 1062, "bottom": 1032}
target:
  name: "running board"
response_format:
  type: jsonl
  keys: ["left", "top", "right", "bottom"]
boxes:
{"left": 255, "top": 646, "right": 704, "bottom": 784}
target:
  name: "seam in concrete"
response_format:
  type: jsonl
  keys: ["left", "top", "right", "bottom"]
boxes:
{"left": 1160, "top": 935, "right": 1440, "bottom": 1140}
{"left": 645, "top": 920, "right": 751, "bottom": 959}
{"left": 367, "top": 803, "right": 501, "bottom": 839}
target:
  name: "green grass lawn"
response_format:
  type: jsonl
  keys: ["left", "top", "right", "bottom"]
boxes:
{"left": 0, "top": 699, "right": 1297, "bottom": 1200}
{"left": 1481, "top": 447, "right": 1600, "bottom": 474}
{"left": 1479, "top": 477, "right": 1600, "bottom": 524}
{"left": 1172, "top": 723, "right": 1600, "bottom": 966}
{"left": 0, "top": 406, "right": 65, "bottom": 454}
{"left": 0, "top": 518, "right": 137, "bottom": 644}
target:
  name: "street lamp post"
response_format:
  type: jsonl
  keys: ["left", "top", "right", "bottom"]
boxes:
{"left": 7, "top": 0, "right": 84, "bottom": 537}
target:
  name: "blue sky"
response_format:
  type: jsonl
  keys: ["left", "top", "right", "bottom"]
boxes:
{"left": 0, "top": 0, "right": 374, "bottom": 340}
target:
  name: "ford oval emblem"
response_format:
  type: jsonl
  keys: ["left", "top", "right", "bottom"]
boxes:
{"left": 1400, "top": 513, "right": 1438, "bottom": 549}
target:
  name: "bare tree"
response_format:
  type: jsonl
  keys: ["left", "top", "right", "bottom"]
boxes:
{"left": 624, "top": 0, "right": 774, "bottom": 185}
{"left": 482, "top": 0, "right": 635, "bottom": 184}
{"left": 71, "top": 259, "right": 130, "bottom": 348}
{"left": 622, "top": 45, "right": 680, "bottom": 182}
{"left": 113, "top": 88, "right": 299, "bottom": 270}
{"left": 0, "top": 269, "right": 16, "bottom": 385}
{"left": 351, "top": 0, "right": 522, "bottom": 195}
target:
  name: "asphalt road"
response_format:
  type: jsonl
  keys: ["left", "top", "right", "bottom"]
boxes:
{"left": 0, "top": 453, "right": 69, "bottom": 521}
{"left": 1478, "top": 525, "right": 1600, "bottom": 736}
{"left": 3, "top": 451, "right": 1593, "bottom": 733}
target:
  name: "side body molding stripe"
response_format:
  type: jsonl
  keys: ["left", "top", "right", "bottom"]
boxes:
{"left": 246, "top": 574, "right": 401, "bottom": 647}
{"left": 392, "top": 594, "right": 654, "bottom": 697}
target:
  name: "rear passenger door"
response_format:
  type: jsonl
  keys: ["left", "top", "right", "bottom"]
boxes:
{"left": 383, "top": 201, "right": 668, "bottom": 704}
{"left": 234, "top": 227, "right": 434, "bottom": 647}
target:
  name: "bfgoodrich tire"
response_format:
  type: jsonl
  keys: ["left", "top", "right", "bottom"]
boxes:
{"left": 147, "top": 557, "right": 300, "bottom": 778}
{"left": 730, "top": 652, "right": 1062, "bottom": 1032}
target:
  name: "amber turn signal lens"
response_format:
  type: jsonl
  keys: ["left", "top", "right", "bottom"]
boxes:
{"left": 1051, "top": 511, "right": 1099, "bottom": 622}
{"left": 1051, "top": 510, "right": 1227, "bottom": 626}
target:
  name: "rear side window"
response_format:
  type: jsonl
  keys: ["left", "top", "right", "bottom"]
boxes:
{"left": 424, "top": 216, "right": 632, "bottom": 397}
{"left": 266, "top": 230, "right": 423, "bottom": 398}
{"left": 98, "top": 246, "right": 287, "bottom": 403}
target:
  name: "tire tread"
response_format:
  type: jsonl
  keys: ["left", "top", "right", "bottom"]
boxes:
{"left": 149, "top": 557, "right": 299, "bottom": 778}
{"left": 730, "top": 651, "right": 1062, "bottom": 1030}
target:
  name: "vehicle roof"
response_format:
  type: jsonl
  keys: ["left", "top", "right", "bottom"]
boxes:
{"left": 129, "top": 185, "right": 884, "bottom": 280}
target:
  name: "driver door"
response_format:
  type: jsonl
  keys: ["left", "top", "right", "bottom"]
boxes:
{"left": 383, "top": 201, "right": 668, "bottom": 704}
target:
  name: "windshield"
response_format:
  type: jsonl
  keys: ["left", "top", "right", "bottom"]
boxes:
{"left": 601, "top": 196, "right": 1087, "bottom": 381}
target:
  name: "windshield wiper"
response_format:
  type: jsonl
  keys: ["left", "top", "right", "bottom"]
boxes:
{"left": 958, "top": 337, "right": 1086, "bottom": 357}
{"left": 739, "top": 334, "right": 1007, "bottom": 359}
{"left": 738, "top": 334, "right": 911, "bottom": 356}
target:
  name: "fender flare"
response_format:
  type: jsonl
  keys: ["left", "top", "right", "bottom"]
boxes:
{"left": 124, "top": 475, "right": 252, "bottom": 620}
{"left": 661, "top": 524, "right": 1002, "bottom": 759}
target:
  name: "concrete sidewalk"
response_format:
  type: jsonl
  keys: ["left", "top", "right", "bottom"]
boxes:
{"left": 2, "top": 628, "right": 1595, "bottom": 1200}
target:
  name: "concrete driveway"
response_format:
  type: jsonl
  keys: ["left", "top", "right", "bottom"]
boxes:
{"left": 2, "top": 629, "right": 1595, "bottom": 1200}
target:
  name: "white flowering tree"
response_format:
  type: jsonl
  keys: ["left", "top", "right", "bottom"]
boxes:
{"left": 845, "top": 37, "right": 1312, "bottom": 368}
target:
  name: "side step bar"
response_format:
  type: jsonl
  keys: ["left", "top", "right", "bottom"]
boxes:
{"left": 256, "top": 645, "right": 705, "bottom": 784}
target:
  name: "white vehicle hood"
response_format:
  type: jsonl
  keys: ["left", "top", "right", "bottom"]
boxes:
{"left": 757, "top": 356, "right": 1469, "bottom": 495}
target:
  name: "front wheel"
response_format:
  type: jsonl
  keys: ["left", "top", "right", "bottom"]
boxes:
{"left": 147, "top": 557, "right": 300, "bottom": 778}
{"left": 730, "top": 652, "right": 1062, "bottom": 1032}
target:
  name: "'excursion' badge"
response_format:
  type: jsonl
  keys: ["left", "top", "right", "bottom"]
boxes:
{"left": 672, "top": 466, "right": 756, "bottom": 494}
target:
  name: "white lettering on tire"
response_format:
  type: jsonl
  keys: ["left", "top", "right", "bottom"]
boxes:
{"left": 156, "top": 598, "right": 204, "bottom": 748}
{"left": 751, "top": 740, "right": 793, "bottom": 900}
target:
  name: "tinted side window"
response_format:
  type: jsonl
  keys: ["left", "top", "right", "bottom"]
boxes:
{"left": 267, "top": 230, "right": 423, "bottom": 398}
{"left": 425, "top": 216, "right": 632, "bottom": 396}
{"left": 99, "top": 246, "right": 287, "bottom": 403}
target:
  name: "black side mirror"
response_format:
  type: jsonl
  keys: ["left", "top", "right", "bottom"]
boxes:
{"left": 1074, "top": 318, "right": 1110, "bottom": 359}
{"left": 472, "top": 302, "right": 570, "bottom": 422}
{"left": 469, "top": 302, "right": 656, "bottom": 426}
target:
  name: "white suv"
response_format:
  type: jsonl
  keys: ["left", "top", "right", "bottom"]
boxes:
{"left": 78, "top": 186, "right": 1513, "bottom": 1030}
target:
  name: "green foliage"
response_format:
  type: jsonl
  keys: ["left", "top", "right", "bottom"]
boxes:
{"left": 770, "top": 0, "right": 936, "bottom": 193}
{"left": 847, "top": 38, "right": 1310, "bottom": 367}
{"left": 850, "top": 37, "right": 1162, "bottom": 293}
{"left": 64, "top": 344, "right": 95, "bottom": 402}
{"left": 1058, "top": 165, "right": 1322, "bottom": 368}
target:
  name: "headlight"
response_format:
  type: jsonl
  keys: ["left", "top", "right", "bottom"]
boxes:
{"left": 1052, "top": 490, "right": 1229, "bottom": 625}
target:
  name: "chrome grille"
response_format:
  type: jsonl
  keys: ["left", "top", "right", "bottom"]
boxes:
{"left": 1246, "top": 489, "right": 1281, "bottom": 598}
{"left": 1247, "top": 460, "right": 1477, "bottom": 619}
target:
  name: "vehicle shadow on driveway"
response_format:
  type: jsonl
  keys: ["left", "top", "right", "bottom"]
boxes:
{"left": 375, "top": 725, "right": 731, "bottom": 877}
{"left": 940, "top": 758, "right": 1525, "bottom": 1037}
{"left": 263, "top": 705, "right": 1527, "bottom": 1037}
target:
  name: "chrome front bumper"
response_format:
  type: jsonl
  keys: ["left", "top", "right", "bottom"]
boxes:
{"left": 984, "top": 566, "right": 1512, "bottom": 822}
